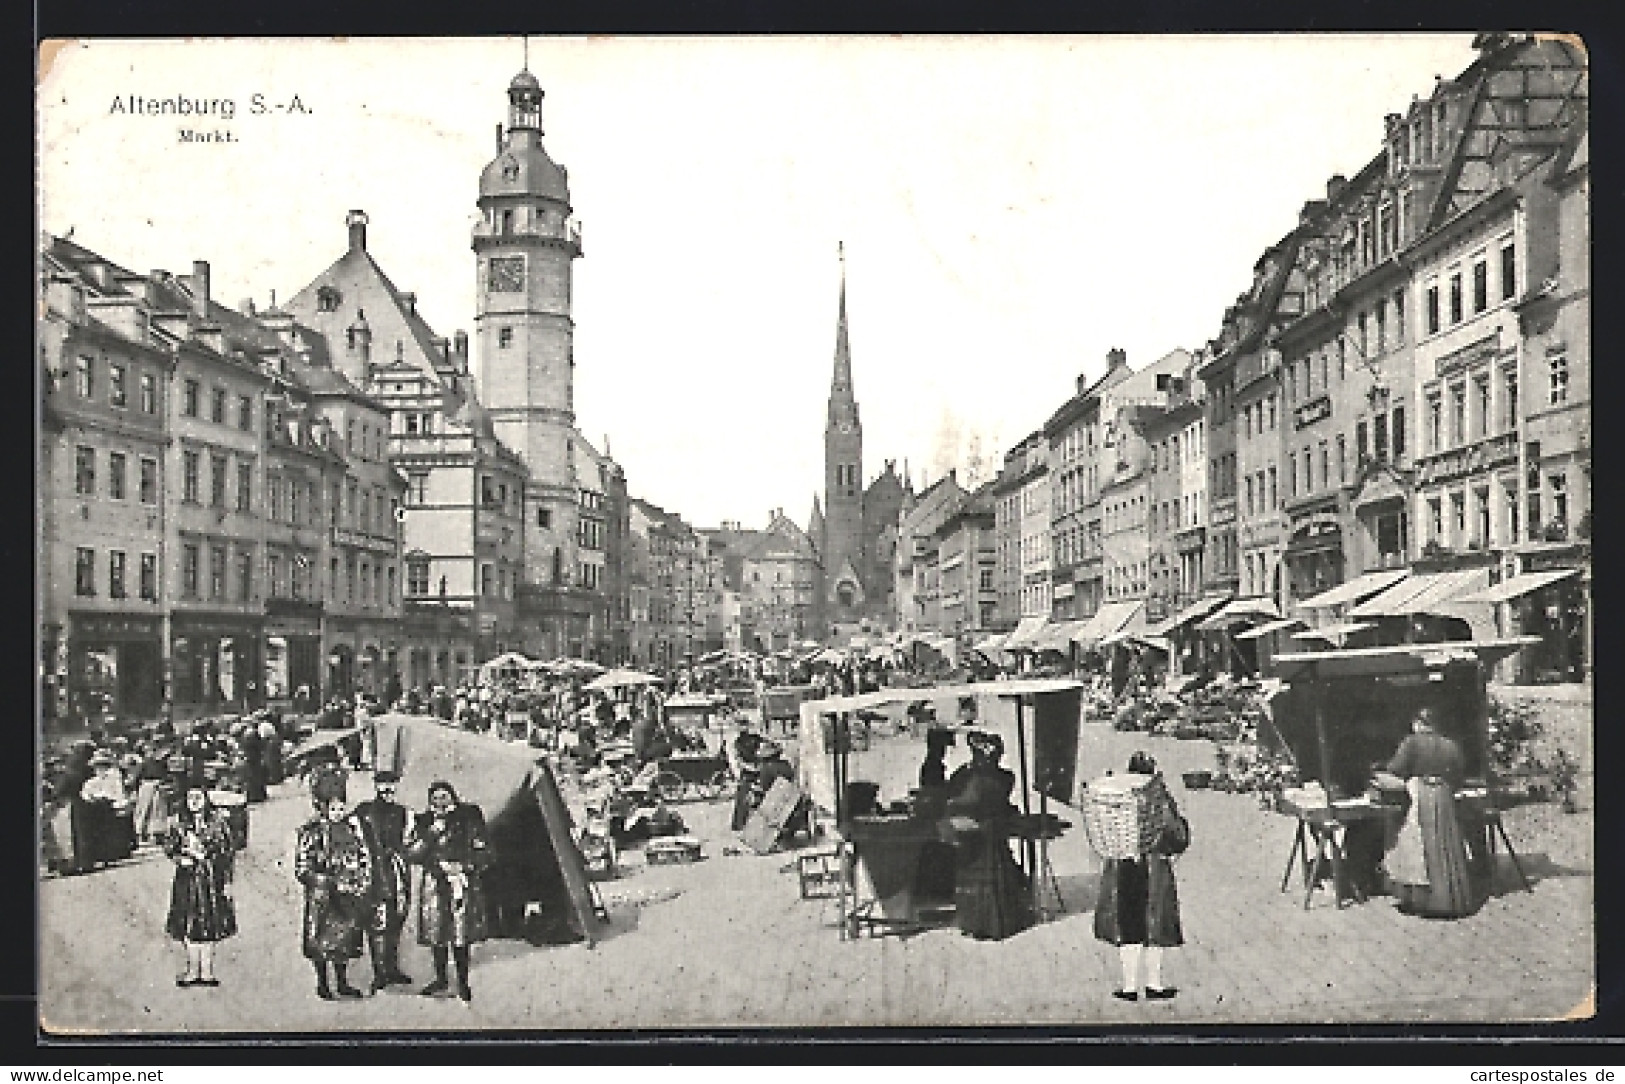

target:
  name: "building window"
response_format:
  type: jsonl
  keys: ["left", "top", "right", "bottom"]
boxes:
{"left": 76, "top": 356, "right": 94, "bottom": 399}
{"left": 1450, "top": 492, "right": 1466, "bottom": 542}
{"left": 1472, "top": 260, "right": 1489, "bottom": 314}
{"left": 210, "top": 387, "right": 227, "bottom": 425}
{"left": 104, "top": 549, "right": 128, "bottom": 598}
{"left": 498, "top": 327, "right": 514, "bottom": 349}
{"left": 75, "top": 446, "right": 95, "bottom": 496}
{"left": 1503, "top": 479, "right": 1520, "bottom": 542}
{"left": 317, "top": 286, "right": 340, "bottom": 312}
{"left": 1502, "top": 369, "right": 1519, "bottom": 430}
{"left": 1472, "top": 374, "right": 1491, "bottom": 439}
{"left": 235, "top": 462, "right": 252, "bottom": 513}
{"left": 209, "top": 544, "right": 226, "bottom": 599}
{"left": 1374, "top": 413, "right": 1389, "bottom": 463}
{"left": 1319, "top": 442, "right": 1330, "bottom": 491}
{"left": 182, "top": 543, "right": 200, "bottom": 598}
{"left": 237, "top": 550, "right": 253, "bottom": 602}
{"left": 1548, "top": 355, "right": 1569, "bottom": 405}
{"left": 1500, "top": 242, "right": 1517, "bottom": 300}
{"left": 1267, "top": 395, "right": 1277, "bottom": 430}
{"left": 1336, "top": 435, "right": 1347, "bottom": 484}
{"left": 1427, "top": 393, "right": 1442, "bottom": 451}
{"left": 481, "top": 563, "right": 494, "bottom": 598}
{"left": 407, "top": 559, "right": 429, "bottom": 596}
{"left": 1357, "top": 313, "right": 1368, "bottom": 359}
{"left": 387, "top": 566, "right": 396, "bottom": 606}
{"left": 139, "top": 457, "right": 158, "bottom": 504}
{"left": 1267, "top": 466, "right": 1277, "bottom": 509}
{"left": 1450, "top": 383, "right": 1467, "bottom": 445}
{"left": 210, "top": 454, "right": 228, "bottom": 508}
{"left": 1394, "top": 290, "right": 1406, "bottom": 344}
{"left": 75, "top": 548, "right": 95, "bottom": 596}
{"left": 140, "top": 372, "right": 158, "bottom": 414}
{"left": 1392, "top": 406, "right": 1406, "bottom": 459}
{"left": 108, "top": 363, "right": 128, "bottom": 408}
{"left": 1449, "top": 273, "right": 1463, "bottom": 324}
{"left": 1426, "top": 285, "right": 1440, "bottom": 335}
{"left": 1355, "top": 421, "right": 1369, "bottom": 465}
{"left": 237, "top": 395, "right": 253, "bottom": 431}
{"left": 107, "top": 451, "right": 127, "bottom": 500}
{"left": 183, "top": 379, "right": 200, "bottom": 417}
{"left": 1428, "top": 498, "right": 1443, "bottom": 543}
{"left": 139, "top": 553, "right": 158, "bottom": 601}
{"left": 1475, "top": 486, "right": 1491, "bottom": 546}
{"left": 1550, "top": 473, "right": 1569, "bottom": 529}
{"left": 407, "top": 472, "right": 427, "bottom": 505}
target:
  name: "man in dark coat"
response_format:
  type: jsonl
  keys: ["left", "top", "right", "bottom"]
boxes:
{"left": 353, "top": 771, "right": 415, "bottom": 991}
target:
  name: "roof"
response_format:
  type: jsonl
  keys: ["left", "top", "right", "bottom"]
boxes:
{"left": 480, "top": 130, "right": 570, "bottom": 202}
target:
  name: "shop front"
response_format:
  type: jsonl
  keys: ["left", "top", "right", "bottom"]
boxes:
{"left": 63, "top": 611, "right": 164, "bottom": 727}
{"left": 171, "top": 612, "right": 265, "bottom": 719}
{"left": 1284, "top": 511, "right": 1346, "bottom": 609}
{"left": 1462, "top": 550, "right": 1590, "bottom": 684}
{"left": 263, "top": 599, "right": 323, "bottom": 705}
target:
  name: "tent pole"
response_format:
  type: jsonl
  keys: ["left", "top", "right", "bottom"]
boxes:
{"left": 1012, "top": 695, "right": 1036, "bottom": 913}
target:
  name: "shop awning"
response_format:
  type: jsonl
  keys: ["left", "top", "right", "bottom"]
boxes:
{"left": 1073, "top": 600, "right": 1144, "bottom": 646}
{"left": 1234, "top": 617, "right": 1306, "bottom": 641}
{"left": 1002, "top": 616, "right": 1049, "bottom": 650}
{"left": 1455, "top": 568, "right": 1581, "bottom": 604}
{"left": 1196, "top": 597, "right": 1281, "bottom": 631}
{"left": 1290, "top": 621, "right": 1377, "bottom": 643}
{"left": 1349, "top": 569, "right": 1492, "bottom": 619}
{"left": 972, "top": 632, "right": 1009, "bottom": 654}
{"left": 1296, "top": 569, "right": 1411, "bottom": 610}
{"left": 1150, "top": 594, "right": 1232, "bottom": 637}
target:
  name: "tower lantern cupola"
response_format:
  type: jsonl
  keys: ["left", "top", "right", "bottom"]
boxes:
{"left": 508, "top": 70, "right": 543, "bottom": 134}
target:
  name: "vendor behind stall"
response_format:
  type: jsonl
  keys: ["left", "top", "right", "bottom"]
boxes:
{"left": 1380, "top": 706, "right": 1481, "bottom": 918}
{"left": 945, "top": 731, "right": 1032, "bottom": 940}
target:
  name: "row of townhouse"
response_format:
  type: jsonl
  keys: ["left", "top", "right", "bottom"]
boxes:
{"left": 983, "top": 34, "right": 1590, "bottom": 684}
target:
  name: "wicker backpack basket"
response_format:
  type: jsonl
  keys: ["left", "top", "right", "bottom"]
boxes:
{"left": 1080, "top": 773, "right": 1160, "bottom": 860}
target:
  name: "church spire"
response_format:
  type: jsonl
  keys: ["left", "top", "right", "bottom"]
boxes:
{"left": 828, "top": 242, "right": 857, "bottom": 428}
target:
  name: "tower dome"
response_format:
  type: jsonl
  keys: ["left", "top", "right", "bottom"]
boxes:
{"left": 479, "top": 70, "right": 570, "bottom": 202}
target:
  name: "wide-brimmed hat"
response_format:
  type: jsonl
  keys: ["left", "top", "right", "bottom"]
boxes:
{"left": 374, "top": 770, "right": 400, "bottom": 785}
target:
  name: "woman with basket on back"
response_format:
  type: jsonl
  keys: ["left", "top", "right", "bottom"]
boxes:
{"left": 1085, "top": 751, "right": 1188, "bottom": 1001}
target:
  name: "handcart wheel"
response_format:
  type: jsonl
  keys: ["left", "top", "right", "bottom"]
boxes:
{"left": 654, "top": 771, "right": 685, "bottom": 803}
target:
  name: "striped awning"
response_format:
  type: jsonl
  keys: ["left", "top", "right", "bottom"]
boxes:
{"left": 1296, "top": 569, "right": 1411, "bottom": 610}
{"left": 1196, "top": 597, "right": 1281, "bottom": 631}
{"left": 1003, "top": 616, "right": 1049, "bottom": 650}
{"left": 1291, "top": 621, "right": 1377, "bottom": 643}
{"left": 1349, "top": 569, "right": 1492, "bottom": 619}
{"left": 1455, "top": 568, "right": 1581, "bottom": 604}
{"left": 1073, "top": 600, "right": 1144, "bottom": 646}
{"left": 1234, "top": 617, "right": 1306, "bottom": 641}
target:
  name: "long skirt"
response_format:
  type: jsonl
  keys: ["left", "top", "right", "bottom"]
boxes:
{"left": 133, "top": 780, "right": 170, "bottom": 841}
{"left": 302, "top": 886, "right": 366, "bottom": 960}
{"left": 167, "top": 860, "right": 237, "bottom": 943}
{"left": 953, "top": 831, "right": 1032, "bottom": 940}
{"left": 1094, "top": 856, "right": 1183, "bottom": 947}
{"left": 416, "top": 868, "right": 488, "bottom": 948}
{"left": 1387, "top": 778, "right": 1479, "bottom": 918}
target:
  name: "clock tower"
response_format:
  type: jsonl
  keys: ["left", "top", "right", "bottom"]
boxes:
{"left": 472, "top": 69, "right": 584, "bottom": 590}
{"left": 823, "top": 245, "right": 867, "bottom": 621}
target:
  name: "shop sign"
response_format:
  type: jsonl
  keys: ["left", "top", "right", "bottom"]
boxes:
{"left": 1293, "top": 395, "right": 1332, "bottom": 429}
{"left": 1416, "top": 431, "right": 1519, "bottom": 487}
{"left": 70, "top": 613, "right": 162, "bottom": 640}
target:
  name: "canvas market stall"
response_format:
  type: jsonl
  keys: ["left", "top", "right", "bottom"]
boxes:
{"left": 796, "top": 680, "right": 1082, "bottom": 940}
{"left": 371, "top": 715, "right": 605, "bottom": 946}
{"left": 1264, "top": 640, "right": 1536, "bottom": 911}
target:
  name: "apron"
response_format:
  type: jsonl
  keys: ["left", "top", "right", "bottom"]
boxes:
{"left": 1386, "top": 776, "right": 1428, "bottom": 886}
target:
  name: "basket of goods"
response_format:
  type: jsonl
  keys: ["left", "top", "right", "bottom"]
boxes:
{"left": 1079, "top": 773, "right": 1161, "bottom": 860}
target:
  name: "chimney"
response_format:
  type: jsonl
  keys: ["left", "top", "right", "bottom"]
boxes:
{"left": 401, "top": 292, "right": 417, "bottom": 316}
{"left": 496, "top": 122, "right": 504, "bottom": 155}
{"left": 1326, "top": 174, "right": 1348, "bottom": 204}
{"left": 453, "top": 330, "right": 468, "bottom": 363}
{"left": 346, "top": 209, "right": 368, "bottom": 252}
{"left": 1107, "top": 348, "right": 1128, "bottom": 370}
{"left": 187, "top": 260, "right": 210, "bottom": 318}
{"left": 240, "top": 297, "right": 256, "bottom": 317}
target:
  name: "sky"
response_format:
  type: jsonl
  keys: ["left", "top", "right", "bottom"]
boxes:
{"left": 39, "top": 34, "right": 1482, "bottom": 529}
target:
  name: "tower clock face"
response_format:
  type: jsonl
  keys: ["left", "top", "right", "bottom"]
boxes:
{"left": 489, "top": 256, "right": 526, "bottom": 294}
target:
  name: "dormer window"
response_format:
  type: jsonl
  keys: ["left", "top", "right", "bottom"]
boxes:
{"left": 317, "top": 286, "right": 341, "bottom": 313}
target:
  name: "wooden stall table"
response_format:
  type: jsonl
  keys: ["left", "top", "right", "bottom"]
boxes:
{"left": 1278, "top": 793, "right": 1397, "bottom": 910}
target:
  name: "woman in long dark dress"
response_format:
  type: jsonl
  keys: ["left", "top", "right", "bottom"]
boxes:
{"left": 294, "top": 768, "right": 374, "bottom": 999}
{"left": 1094, "top": 752, "right": 1184, "bottom": 1001}
{"left": 163, "top": 786, "right": 237, "bottom": 987}
{"left": 1384, "top": 706, "right": 1480, "bottom": 918}
{"left": 407, "top": 780, "right": 491, "bottom": 1002}
{"left": 944, "top": 732, "right": 1032, "bottom": 940}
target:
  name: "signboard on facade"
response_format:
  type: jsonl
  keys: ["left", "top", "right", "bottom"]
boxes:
{"left": 1293, "top": 394, "right": 1332, "bottom": 429}
{"left": 1415, "top": 432, "right": 1519, "bottom": 488}
{"left": 1209, "top": 503, "right": 1237, "bottom": 528}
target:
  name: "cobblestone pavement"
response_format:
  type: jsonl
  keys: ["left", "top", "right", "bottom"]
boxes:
{"left": 40, "top": 700, "right": 1592, "bottom": 1032}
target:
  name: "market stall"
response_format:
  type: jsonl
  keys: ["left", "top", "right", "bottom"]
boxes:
{"left": 796, "top": 680, "right": 1082, "bottom": 940}
{"left": 1266, "top": 639, "right": 1537, "bottom": 910}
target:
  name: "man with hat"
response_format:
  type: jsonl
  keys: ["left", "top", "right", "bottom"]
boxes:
{"left": 353, "top": 771, "right": 415, "bottom": 991}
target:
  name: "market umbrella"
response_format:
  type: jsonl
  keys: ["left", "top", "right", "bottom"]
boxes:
{"left": 583, "top": 668, "right": 663, "bottom": 691}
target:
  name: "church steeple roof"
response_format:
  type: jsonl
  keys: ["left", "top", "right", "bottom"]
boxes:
{"left": 827, "top": 243, "right": 859, "bottom": 430}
